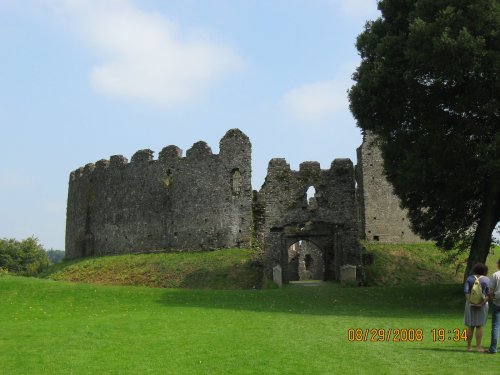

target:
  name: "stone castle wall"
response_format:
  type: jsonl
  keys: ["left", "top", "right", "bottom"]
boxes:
{"left": 65, "top": 129, "right": 252, "bottom": 259}
{"left": 356, "top": 132, "right": 424, "bottom": 243}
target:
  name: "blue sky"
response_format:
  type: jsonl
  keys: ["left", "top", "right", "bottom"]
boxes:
{"left": 0, "top": 0, "right": 380, "bottom": 250}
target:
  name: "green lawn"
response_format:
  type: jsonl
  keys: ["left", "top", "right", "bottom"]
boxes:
{"left": 1, "top": 275, "right": 498, "bottom": 375}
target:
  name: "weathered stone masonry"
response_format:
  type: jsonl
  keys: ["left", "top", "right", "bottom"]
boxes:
{"left": 66, "top": 128, "right": 423, "bottom": 282}
{"left": 65, "top": 129, "right": 252, "bottom": 259}
{"left": 254, "top": 159, "right": 361, "bottom": 282}
{"left": 356, "top": 132, "right": 424, "bottom": 243}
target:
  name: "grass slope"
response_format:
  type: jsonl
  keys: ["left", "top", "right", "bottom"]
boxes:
{"left": 39, "top": 248, "right": 262, "bottom": 289}
{"left": 39, "top": 244, "right": 500, "bottom": 289}
{"left": 1, "top": 275, "right": 498, "bottom": 375}
{"left": 364, "top": 243, "right": 500, "bottom": 286}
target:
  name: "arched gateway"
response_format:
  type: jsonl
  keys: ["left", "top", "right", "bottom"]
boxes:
{"left": 287, "top": 240, "right": 324, "bottom": 281}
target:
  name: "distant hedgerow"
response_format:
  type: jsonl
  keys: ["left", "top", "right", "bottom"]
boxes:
{"left": 0, "top": 237, "right": 50, "bottom": 276}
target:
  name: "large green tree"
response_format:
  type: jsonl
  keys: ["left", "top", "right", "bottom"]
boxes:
{"left": 349, "top": 0, "right": 500, "bottom": 276}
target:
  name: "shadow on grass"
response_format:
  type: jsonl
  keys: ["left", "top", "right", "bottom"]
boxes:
{"left": 178, "top": 266, "right": 262, "bottom": 290}
{"left": 157, "top": 282, "right": 466, "bottom": 317}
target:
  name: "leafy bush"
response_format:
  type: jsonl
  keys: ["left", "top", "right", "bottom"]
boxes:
{"left": 0, "top": 237, "right": 50, "bottom": 276}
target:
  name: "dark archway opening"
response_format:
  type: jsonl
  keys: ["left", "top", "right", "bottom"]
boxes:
{"left": 287, "top": 240, "right": 324, "bottom": 281}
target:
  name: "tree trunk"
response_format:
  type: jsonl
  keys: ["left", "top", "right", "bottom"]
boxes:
{"left": 464, "top": 179, "right": 500, "bottom": 280}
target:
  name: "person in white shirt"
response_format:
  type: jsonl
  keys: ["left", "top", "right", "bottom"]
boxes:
{"left": 487, "top": 259, "right": 500, "bottom": 354}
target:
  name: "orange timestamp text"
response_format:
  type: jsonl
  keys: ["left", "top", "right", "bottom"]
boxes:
{"left": 347, "top": 328, "right": 468, "bottom": 342}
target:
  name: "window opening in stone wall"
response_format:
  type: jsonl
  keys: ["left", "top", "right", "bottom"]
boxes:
{"left": 373, "top": 235, "right": 380, "bottom": 241}
{"left": 306, "top": 186, "right": 317, "bottom": 209}
{"left": 231, "top": 169, "right": 242, "bottom": 195}
{"left": 287, "top": 240, "right": 324, "bottom": 282}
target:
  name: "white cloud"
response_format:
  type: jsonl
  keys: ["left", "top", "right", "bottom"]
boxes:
{"left": 45, "top": 0, "right": 242, "bottom": 106}
{"left": 328, "top": 0, "right": 379, "bottom": 19}
{"left": 280, "top": 79, "right": 350, "bottom": 123}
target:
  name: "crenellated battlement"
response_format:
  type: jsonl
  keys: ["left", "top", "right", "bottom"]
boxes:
{"left": 299, "top": 161, "right": 320, "bottom": 172}
{"left": 265, "top": 158, "right": 353, "bottom": 177}
{"left": 186, "top": 141, "right": 212, "bottom": 158}
{"left": 131, "top": 149, "right": 154, "bottom": 164}
{"left": 70, "top": 128, "right": 251, "bottom": 184}
{"left": 159, "top": 146, "right": 182, "bottom": 162}
{"left": 110, "top": 155, "right": 128, "bottom": 167}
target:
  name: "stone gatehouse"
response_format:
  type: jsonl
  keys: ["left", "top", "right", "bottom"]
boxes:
{"left": 253, "top": 158, "right": 360, "bottom": 282}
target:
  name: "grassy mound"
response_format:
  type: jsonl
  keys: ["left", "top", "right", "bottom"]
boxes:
{"left": 39, "top": 248, "right": 262, "bottom": 289}
{"left": 38, "top": 243, "right": 500, "bottom": 289}
{"left": 363, "top": 242, "right": 500, "bottom": 286}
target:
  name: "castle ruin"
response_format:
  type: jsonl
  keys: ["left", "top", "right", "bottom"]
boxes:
{"left": 65, "top": 129, "right": 422, "bottom": 284}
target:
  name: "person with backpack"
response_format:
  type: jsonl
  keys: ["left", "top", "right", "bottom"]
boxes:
{"left": 485, "top": 258, "right": 500, "bottom": 354}
{"left": 463, "top": 263, "right": 490, "bottom": 352}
